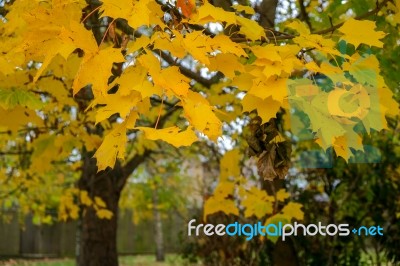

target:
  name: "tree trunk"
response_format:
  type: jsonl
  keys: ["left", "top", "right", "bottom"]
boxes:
{"left": 77, "top": 152, "right": 123, "bottom": 266}
{"left": 79, "top": 194, "right": 119, "bottom": 266}
{"left": 76, "top": 147, "right": 149, "bottom": 266}
{"left": 258, "top": 0, "right": 279, "bottom": 28}
{"left": 152, "top": 184, "right": 165, "bottom": 262}
{"left": 272, "top": 238, "right": 300, "bottom": 266}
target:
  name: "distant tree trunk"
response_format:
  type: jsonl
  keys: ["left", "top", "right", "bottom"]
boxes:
{"left": 152, "top": 183, "right": 165, "bottom": 262}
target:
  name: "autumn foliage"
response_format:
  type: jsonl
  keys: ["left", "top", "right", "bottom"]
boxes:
{"left": 0, "top": 0, "right": 400, "bottom": 265}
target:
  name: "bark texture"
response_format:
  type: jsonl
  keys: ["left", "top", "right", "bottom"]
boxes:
{"left": 77, "top": 150, "right": 149, "bottom": 266}
{"left": 77, "top": 154, "right": 122, "bottom": 266}
{"left": 272, "top": 238, "right": 300, "bottom": 266}
{"left": 259, "top": 0, "right": 279, "bottom": 28}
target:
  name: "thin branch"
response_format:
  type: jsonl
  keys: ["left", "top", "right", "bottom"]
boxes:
{"left": 156, "top": 50, "right": 218, "bottom": 88}
{"left": 81, "top": 5, "right": 101, "bottom": 23}
{"left": 313, "top": 0, "right": 390, "bottom": 35}
{"left": 150, "top": 96, "right": 176, "bottom": 108}
{"left": 0, "top": 7, "right": 7, "bottom": 17}
{"left": 298, "top": 0, "right": 313, "bottom": 31}
{"left": 100, "top": 18, "right": 116, "bottom": 46}
{"left": 233, "top": 0, "right": 390, "bottom": 42}
{"left": 154, "top": 92, "right": 164, "bottom": 129}
{"left": 119, "top": 103, "right": 182, "bottom": 189}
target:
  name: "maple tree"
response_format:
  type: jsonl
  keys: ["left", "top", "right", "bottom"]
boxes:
{"left": 0, "top": 0, "right": 400, "bottom": 265}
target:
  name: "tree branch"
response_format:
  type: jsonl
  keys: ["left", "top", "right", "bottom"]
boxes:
{"left": 156, "top": 50, "right": 220, "bottom": 88}
{"left": 313, "top": 0, "right": 390, "bottom": 35}
{"left": 233, "top": 0, "right": 390, "bottom": 43}
{"left": 119, "top": 103, "right": 182, "bottom": 190}
{"left": 298, "top": 0, "right": 313, "bottom": 31}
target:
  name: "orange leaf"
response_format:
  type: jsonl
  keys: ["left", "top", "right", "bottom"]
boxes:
{"left": 177, "top": 0, "right": 195, "bottom": 18}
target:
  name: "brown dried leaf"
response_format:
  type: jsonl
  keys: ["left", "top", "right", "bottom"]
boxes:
{"left": 121, "top": 33, "right": 130, "bottom": 51}
{"left": 257, "top": 144, "right": 277, "bottom": 181}
{"left": 257, "top": 142, "right": 291, "bottom": 181}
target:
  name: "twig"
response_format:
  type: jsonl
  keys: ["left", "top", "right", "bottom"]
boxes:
{"left": 298, "top": 0, "right": 313, "bottom": 31}
{"left": 154, "top": 92, "right": 164, "bottom": 129}
{"left": 313, "top": 0, "right": 390, "bottom": 35}
{"left": 81, "top": 5, "right": 101, "bottom": 23}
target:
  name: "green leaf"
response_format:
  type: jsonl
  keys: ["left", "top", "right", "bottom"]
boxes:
{"left": 0, "top": 89, "right": 44, "bottom": 110}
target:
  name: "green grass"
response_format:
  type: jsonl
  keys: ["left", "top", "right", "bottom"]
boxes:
{"left": 0, "top": 255, "right": 200, "bottom": 266}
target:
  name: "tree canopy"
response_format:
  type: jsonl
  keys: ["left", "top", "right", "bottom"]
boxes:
{"left": 0, "top": 0, "right": 400, "bottom": 265}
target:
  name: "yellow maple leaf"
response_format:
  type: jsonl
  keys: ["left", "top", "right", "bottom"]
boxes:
{"left": 127, "top": 36, "right": 151, "bottom": 54}
{"left": 125, "top": 111, "right": 139, "bottom": 129}
{"left": 242, "top": 187, "right": 274, "bottom": 218}
{"left": 153, "top": 66, "right": 190, "bottom": 97}
{"left": 208, "top": 53, "right": 244, "bottom": 78}
{"left": 281, "top": 202, "right": 304, "bottom": 221}
{"left": 286, "top": 20, "right": 311, "bottom": 35}
{"left": 219, "top": 149, "right": 241, "bottom": 180}
{"left": 96, "top": 209, "right": 113, "bottom": 219}
{"left": 276, "top": 189, "right": 290, "bottom": 201}
{"left": 100, "top": 0, "right": 136, "bottom": 20}
{"left": 287, "top": 20, "right": 344, "bottom": 57}
{"left": 241, "top": 94, "right": 281, "bottom": 123}
{"left": 333, "top": 136, "right": 352, "bottom": 161}
{"left": 80, "top": 191, "right": 92, "bottom": 206}
{"left": 94, "top": 196, "right": 107, "bottom": 208}
{"left": 94, "top": 91, "right": 142, "bottom": 124}
{"left": 243, "top": 199, "right": 273, "bottom": 219}
{"left": 100, "top": 0, "right": 151, "bottom": 29}
{"left": 236, "top": 16, "right": 266, "bottom": 41}
{"left": 248, "top": 78, "right": 288, "bottom": 102}
{"left": 231, "top": 73, "right": 254, "bottom": 91}
{"left": 339, "top": 18, "right": 386, "bottom": 48}
{"left": 251, "top": 45, "right": 282, "bottom": 62}
{"left": 203, "top": 197, "right": 239, "bottom": 221}
{"left": 136, "top": 126, "right": 198, "bottom": 147}
{"left": 193, "top": 2, "right": 236, "bottom": 25}
{"left": 153, "top": 32, "right": 186, "bottom": 58}
{"left": 182, "top": 32, "right": 213, "bottom": 65}
{"left": 232, "top": 4, "right": 255, "bottom": 15}
{"left": 211, "top": 35, "right": 247, "bottom": 57}
{"left": 29, "top": 134, "right": 58, "bottom": 173}
{"left": 182, "top": 92, "right": 222, "bottom": 141}
{"left": 0, "top": 57, "right": 17, "bottom": 75}
{"left": 81, "top": 133, "right": 102, "bottom": 151}
{"left": 214, "top": 181, "right": 235, "bottom": 197}
{"left": 21, "top": 10, "right": 97, "bottom": 82}
{"left": 73, "top": 47, "right": 125, "bottom": 96}
{"left": 112, "top": 65, "right": 149, "bottom": 96}
{"left": 93, "top": 123, "right": 127, "bottom": 171}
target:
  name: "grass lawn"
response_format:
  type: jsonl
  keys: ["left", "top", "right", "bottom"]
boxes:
{"left": 0, "top": 255, "right": 199, "bottom": 266}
